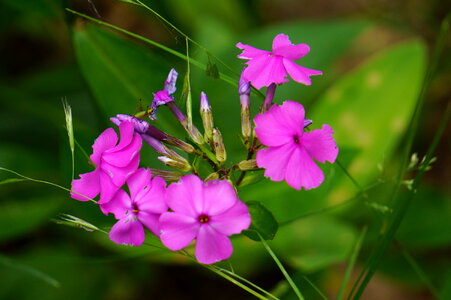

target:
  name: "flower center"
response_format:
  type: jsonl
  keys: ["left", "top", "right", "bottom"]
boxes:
{"left": 198, "top": 214, "right": 210, "bottom": 223}
{"left": 132, "top": 203, "right": 139, "bottom": 213}
{"left": 293, "top": 135, "right": 300, "bottom": 145}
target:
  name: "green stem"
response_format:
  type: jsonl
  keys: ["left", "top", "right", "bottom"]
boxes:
{"left": 215, "top": 266, "right": 280, "bottom": 300}
{"left": 66, "top": 9, "right": 236, "bottom": 87}
{"left": 0, "top": 167, "right": 97, "bottom": 203}
{"left": 303, "top": 276, "right": 329, "bottom": 300}
{"left": 350, "top": 14, "right": 451, "bottom": 299}
{"left": 336, "top": 227, "right": 367, "bottom": 300}
{"left": 184, "top": 37, "right": 193, "bottom": 126}
{"left": 258, "top": 233, "right": 304, "bottom": 300}
{"left": 204, "top": 265, "right": 269, "bottom": 300}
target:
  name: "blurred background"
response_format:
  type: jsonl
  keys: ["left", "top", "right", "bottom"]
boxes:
{"left": 0, "top": 0, "right": 450, "bottom": 299}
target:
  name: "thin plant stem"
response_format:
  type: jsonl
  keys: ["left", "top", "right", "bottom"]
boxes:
{"left": 398, "top": 242, "right": 440, "bottom": 299}
{"left": 204, "top": 265, "right": 269, "bottom": 300}
{"left": 66, "top": 9, "right": 237, "bottom": 87}
{"left": 0, "top": 167, "right": 97, "bottom": 203}
{"left": 336, "top": 227, "right": 367, "bottom": 300}
{"left": 350, "top": 14, "right": 450, "bottom": 299}
{"left": 303, "top": 275, "right": 329, "bottom": 300}
{"left": 215, "top": 266, "right": 280, "bottom": 300}
{"left": 336, "top": 159, "right": 364, "bottom": 193}
{"left": 258, "top": 233, "right": 305, "bottom": 300}
{"left": 184, "top": 37, "right": 193, "bottom": 125}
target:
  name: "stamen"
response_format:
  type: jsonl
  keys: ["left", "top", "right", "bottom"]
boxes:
{"left": 198, "top": 214, "right": 210, "bottom": 223}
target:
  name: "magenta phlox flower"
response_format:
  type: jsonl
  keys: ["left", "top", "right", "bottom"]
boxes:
{"left": 151, "top": 68, "right": 178, "bottom": 119}
{"left": 236, "top": 33, "right": 322, "bottom": 89}
{"left": 100, "top": 168, "right": 167, "bottom": 246}
{"left": 255, "top": 100, "right": 338, "bottom": 190}
{"left": 159, "top": 175, "right": 251, "bottom": 264}
{"left": 71, "top": 121, "right": 142, "bottom": 204}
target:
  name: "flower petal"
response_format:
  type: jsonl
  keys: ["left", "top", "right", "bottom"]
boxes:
{"left": 285, "top": 147, "right": 324, "bottom": 190}
{"left": 109, "top": 216, "right": 145, "bottom": 246}
{"left": 236, "top": 42, "right": 270, "bottom": 60}
{"left": 126, "top": 168, "right": 151, "bottom": 200}
{"left": 242, "top": 56, "right": 289, "bottom": 89}
{"left": 138, "top": 211, "right": 161, "bottom": 237}
{"left": 254, "top": 102, "right": 304, "bottom": 147}
{"left": 70, "top": 170, "right": 99, "bottom": 201}
{"left": 203, "top": 180, "right": 239, "bottom": 216}
{"left": 165, "top": 175, "right": 204, "bottom": 216}
{"left": 210, "top": 201, "right": 251, "bottom": 236}
{"left": 98, "top": 170, "right": 120, "bottom": 204}
{"left": 283, "top": 58, "right": 322, "bottom": 86}
{"left": 135, "top": 176, "right": 167, "bottom": 214}
{"left": 99, "top": 189, "right": 131, "bottom": 218}
{"left": 90, "top": 128, "right": 118, "bottom": 166}
{"left": 102, "top": 133, "right": 142, "bottom": 168}
{"left": 112, "top": 121, "right": 134, "bottom": 152}
{"left": 195, "top": 225, "right": 233, "bottom": 264}
{"left": 272, "top": 34, "right": 310, "bottom": 61}
{"left": 101, "top": 153, "right": 140, "bottom": 187}
{"left": 159, "top": 212, "right": 199, "bottom": 251}
{"left": 256, "top": 142, "right": 297, "bottom": 182}
{"left": 302, "top": 124, "right": 338, "bottom": 164}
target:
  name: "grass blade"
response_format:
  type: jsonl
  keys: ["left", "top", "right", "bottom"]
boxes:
{"left": 350, "top": 14, "right": 451, "bottom": 299}
{"left": 66, "top": 9, "right": 237, "bottom": 87}
{"left": 303, "top": 275, "right": 329, "bottom": 300}
{"left": 259, "top": 232, "right": 305, "bottom": 300}
{"left": 0, "top": 253, "right": 60, "bottom": 288}
{"left": 62, "top": 99, "right": 75, "bottom": 180}
{"left": 336, "top": 227, "right": 367, "bottom": 300}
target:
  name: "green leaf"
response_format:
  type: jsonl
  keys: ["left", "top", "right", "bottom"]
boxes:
{"left": 72, "top": 24, "right": 177, "bottom": 131}
{"left": 244, "top": 201, "right": 278, "bottom": 241}
{"left": 206, "top": 55, "right": 219, "bottom": 79}
{"left": 0, "top": 178, "right": 26, "bottom": 185}
{"left": 270, "top": 216, "right": 357, "bottom": 272}
{"left": 311, "top": 40, "right": 426, "bottom": 204}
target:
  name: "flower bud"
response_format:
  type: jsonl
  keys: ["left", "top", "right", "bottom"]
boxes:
{"left": 238, "top": 159, "right": 258, "bottom": 171}
{"left": 158, "top": 156, "right": 192, "bottom": 172}
{"left": 200, "top": 92, "right": 214, "bottom": 141}
{"left": 149, "top": 168, "right": 183, "bottom": 181}
{"left": 167, "top": 102, "right": 204, "bottom": 145}
{"left": 205, "top": 172, "right": 219, "bottom": 182}
{"left": 212, "top": 128, "right": 226, "bottom": 163}
{"left": 304, "top": 119, "right": 313, "bottom": 128}
{"left": 239, "top": 75, "right": 252, "bottom": 140}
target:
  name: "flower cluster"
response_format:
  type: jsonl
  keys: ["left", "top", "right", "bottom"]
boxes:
{"left": 71, "top": 33, "right": 337, "bottom": 264}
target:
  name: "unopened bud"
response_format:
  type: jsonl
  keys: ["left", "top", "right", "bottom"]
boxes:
{"left": 149, "top": 168, "right": 183, "bottom": 181}
{"left": 304, "top": 119, "right": 313, "bottom": 128}
{"left": 166, "top": 101, "right": 204, "bottom": 145}
{"left": 239, "top": 73, "right": 251, "bottom": 96}
{"left": 205, "top": 172, "right": 219, "bottom": 182}
{"left": 200, "top": 92, "right": 214, "bottom": 141}
{"left": 212, "top": 128, "right": 226, "bottom": 163}
{"left": 238, "top": 159, "right": 257, "bottom": 171}
{"left": 158, "top": 156, "right": 192, "bottom": 172}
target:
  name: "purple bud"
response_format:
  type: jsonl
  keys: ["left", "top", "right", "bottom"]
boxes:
{"left": 164, "top": 68, "right": 178, "bottom": 95}
{"left": 200, "top": 92, "right": 211, "bottom": 111}
{"left": 110, "top": 114, "right": 149, "bottom": 133}
{"left": 239, "top": 73, "right": 251, "bottom": 96}
{"left": 304, "top": 119, "right": 313, "bottom": 128}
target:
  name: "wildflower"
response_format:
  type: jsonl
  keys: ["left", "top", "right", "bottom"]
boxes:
{"left": 255, "top": 101, "right": 338, "bottom": 190}
{"left": 100, "top": 168, "right": 167, "bottom": 246}
{"left": 159, "top": 175, "right": 251, "bottom": 264}
{"left": 237, "top": 33, "right": 322, "bottom": 89}
{"left": 150, "top": 68, "right": 178, "bottom": 119}
{"left": 71, "top": 121, "right": 142, "bottom": 204}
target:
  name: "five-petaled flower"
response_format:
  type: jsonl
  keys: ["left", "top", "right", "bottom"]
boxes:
{"left": 100, "top": 168, "right": 167, "bottom": 246}
{"left": 159, "top": 175, "right": 251, "bottom": 264}
{"left": 71, "top": 121, "right": 142, "bottom": 204}
{"left": 255, "top": 100, "right": 338, "bottom": 190}
{"left": 237, "top": 33, "right": 322, "bottom": 89}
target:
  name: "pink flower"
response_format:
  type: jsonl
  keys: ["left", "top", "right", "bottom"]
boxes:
{"left": 159, "top": 175, "right": 251, "bottom": 264}
{"left": 71, "top": 121, "right": 142, "bottom": 204}
{"left": 100, "top": 168, "right": 167, "bottom": 246}
{"left": 255, "top": 101, "right": 338, "bottom": 190}
{"left": 236, "top": 33, "right": 322, "bottom": 89}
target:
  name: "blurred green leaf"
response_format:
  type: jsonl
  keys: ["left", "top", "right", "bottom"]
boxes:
{"left": 397, "top": 186, "right": 451, "bottom": 249}
{"left": 0, "top": 197, "right": 61, "bottom": 241}
{"left": 271, "top": 216, "right": 357, "bottom": 272}
{"left": 0, "top": 178, "right": 26, "bottom": 185}
{"left": 244, "top": 201, "right": 278, "bottom": 241}
{"left": 312, "top": 40, "right": 426, "bottom": 204}
{"left": 73, "top": 24, "right": 178, "bottom": 132}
